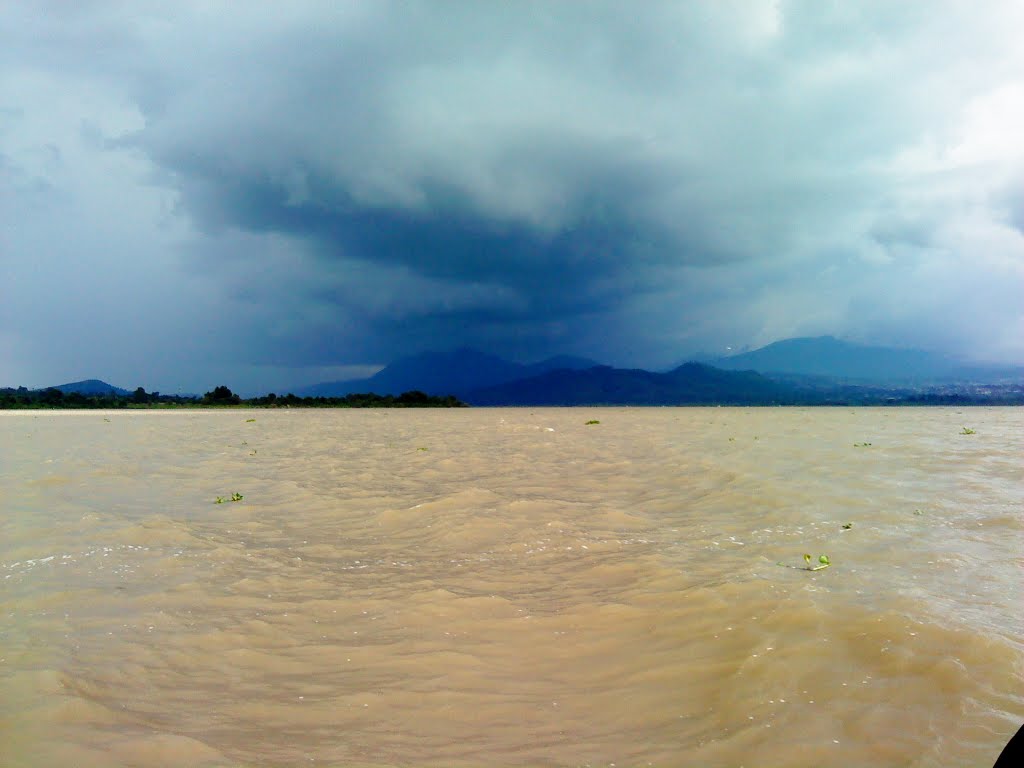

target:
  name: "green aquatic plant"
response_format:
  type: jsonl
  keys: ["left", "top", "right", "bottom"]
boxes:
{"left": 585, "top": 420, "right": 600, "bottom": 425}
{"left": 417, "top": 446, "right": 428, "bottom": 451}
{"left": 246, "top": 418, "right": 256, "bottom": 423}
{"left": 842, "top": 523, "right": 853, "bottom": 530}
{"left": 795, "top": 553, "right": 831, "bottom": 571}
{"left": 853, "top": 442, "right": 872, "bottom": 447}
{"left": 214, "top": 493, "right": 244, "bottom": 504}
{"left": 960, "top": 427, "right": 976, "bottom": 435}
{"left": 777, "top": 553, "right": 831, "bottom": 571}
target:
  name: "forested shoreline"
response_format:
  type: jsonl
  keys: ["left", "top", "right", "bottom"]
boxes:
{"left": 0, "top": 385, "right": 466, "bottom": 409}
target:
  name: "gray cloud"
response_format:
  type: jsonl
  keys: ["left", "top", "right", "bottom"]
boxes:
{"left": 3, "top": 1, "right": 1023, "bottom": 392}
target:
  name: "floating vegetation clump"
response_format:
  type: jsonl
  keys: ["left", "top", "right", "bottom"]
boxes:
{"left": 585, "top": 420, "right": 600, "bottom": 425}
{"left": 778, "top": 553, "right": 831, "bottom": 571}
{"left": 246, "top": 418, "right": 256, "bottom": 423}
{"left": 842, "top": 522, "right": 853, "bottom": 530}
{"left": 214, "top": 493, "right": 244, "bottom": 504}
{"left": 853, "top": 442, "right": 872, "bottom": 447}
{"left": 960, "top": 427, "right": 976, "bottom": 435}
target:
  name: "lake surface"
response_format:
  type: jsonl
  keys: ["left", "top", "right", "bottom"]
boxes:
{"left": 2, "top": 408, "right": 1021, "bottom": 767}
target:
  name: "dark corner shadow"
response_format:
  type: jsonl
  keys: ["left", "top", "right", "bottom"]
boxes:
{"left": 994, "top": 722, "right": 1023, "bottom": 767}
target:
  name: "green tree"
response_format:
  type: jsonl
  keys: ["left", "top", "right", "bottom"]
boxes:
{"left": 397, "top": 390, "right": 430, "bottom": 405}
{"left": 202, "top": 385, "right": 240, "bottom": 405}
{"left": 41, "top": 388, "right": 64, "bottom": 405}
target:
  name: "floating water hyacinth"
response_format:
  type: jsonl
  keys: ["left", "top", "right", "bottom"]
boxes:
{"left": 777, "top": 553, "right": 831, "bottom": 571}
{"left": 807, "top": 553, "right": 831, "bottom": 569}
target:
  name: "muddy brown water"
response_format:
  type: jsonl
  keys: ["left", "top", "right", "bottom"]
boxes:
{"left": 2, "top": 408, "right": 1021, "bottom": 766}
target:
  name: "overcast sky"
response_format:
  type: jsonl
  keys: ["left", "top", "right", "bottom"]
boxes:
{"left": 3, "top": 1, "right": 1023, "bottom": 394}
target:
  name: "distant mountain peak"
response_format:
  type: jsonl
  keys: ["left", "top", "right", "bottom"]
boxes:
{"left": 294, "top": 348, "right": 602, "bottom": 398}
{"left": 710, "top": 336, "right": 953, "bottom": 382}
{"left": 466, "top": 361, "right": 794, "bottom": 406}
{"left": 45, "top": 379, "right": 131, "bottom": 396}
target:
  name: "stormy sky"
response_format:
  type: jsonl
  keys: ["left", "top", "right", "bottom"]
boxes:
{"left": 3, "top": 1, "right": 1023, "bottom": 394}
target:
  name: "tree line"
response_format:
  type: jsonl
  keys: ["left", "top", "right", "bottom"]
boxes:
{"left": 0, "top": 385, "right": 466, "bottom": 409}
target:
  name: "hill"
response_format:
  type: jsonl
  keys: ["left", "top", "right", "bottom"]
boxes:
{"left": 44, "top": 379, "right": 131, "bottom": 396}
{"left": 295, "top": 349, "right": 601, "bottom": 397}
{"left": 710, "top": 336, "right": 956, "bottom": 382}
{"left": 465, "top": 362, "right": 800, "bottom": 406}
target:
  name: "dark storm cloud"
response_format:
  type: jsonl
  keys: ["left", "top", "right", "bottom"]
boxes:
{"left": 171, "top": 157, "right": 678, "bottom": 310}
{"left": 3, "top": 1, "right": 1024, "bottom": 392}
